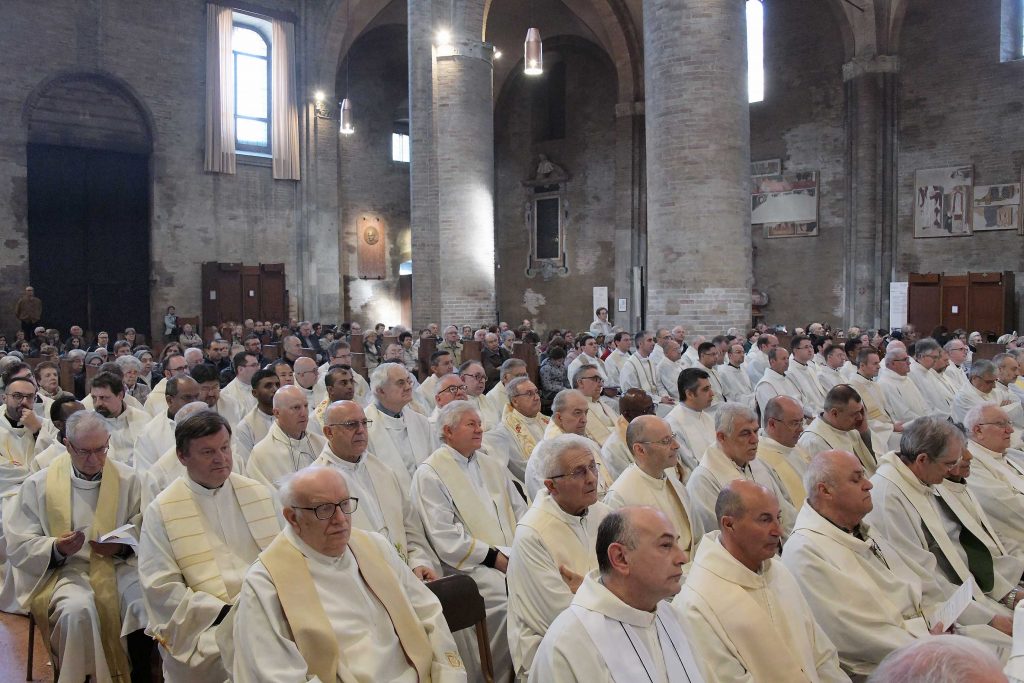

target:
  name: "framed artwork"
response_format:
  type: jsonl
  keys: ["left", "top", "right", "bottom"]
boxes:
{"left": 752, "top": 171, "right": 818, "bottom": 238}
{"left": 914, "top": 166, "right": 973, "bottom": 237}
{"left": 972, "top": 183, "right": 1020, "bottom": 232}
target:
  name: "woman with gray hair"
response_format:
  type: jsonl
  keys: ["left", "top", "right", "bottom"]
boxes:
{"left": 115, "top": 354, "right": 150, "bottom": 405}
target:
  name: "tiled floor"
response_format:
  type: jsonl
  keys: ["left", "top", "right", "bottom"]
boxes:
{"left": 0, "top": 611, "right": 53, "bottom": 682}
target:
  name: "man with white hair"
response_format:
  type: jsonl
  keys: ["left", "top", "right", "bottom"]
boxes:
{"left": 483, "top": 358, "right": 528, "bottom": 423}
{"left": 685, "top": 404, "right": 798, "bottom": 538}
{"left": 909, "top": 338, "right": 954, "bottom": 417}
{"left": 655, "top": 339, "right": 685, "bottom": 401}
{"left": 508, "top": 434, "right": 611, "bottom": 678}
{"left": 458, "top": 360, "right": 497, "bottom": 430}
{"left": 755, "top": 347, "right": 808, "bottom": 421}
{"left": 428, "top": 374, "right": 468, "bottom": 446}
{"left": 783, "top": 450, "right": 956, "bottom": 676}
{"left": 530, "top": 507, "right": 704, "bottom": 682}
{"left": 570, "top": 364, "right": 618, "bottom": 447}
{"left": 944, "top": 338, "right": 972, "bottom": 392}
{"left": 604, "top": 415, "right": 702, "bottom": 569}
{"left": 412, "top": 402, "right": 528, "bottom": 683}
{"left": 5, "top": 410, "right": 149, "bottom": 681}
{"left": 994, "top": 354, "right": 1024, "bottom": 426}
{"left": 867, "top": 417, "right": 1014, "bottom": 636}
{"left": 134, "top": 375, "right": 202, "bottom": 471}
{"left": 675, "top": 480, "right": 847, "bottom": 682}
{"left": 758, "top": 395, "right": 812, "bottom": 507}
{"left": 232, "top": 465, "right": 466, "bottom": 682}
{"left": 849, "top": 347, "right": 903, "bottom": 453}
{"left": 878, "top": 346, "right": 937, "bottom": 427}
{"left": 247, "top": 385, "right": 326, "bottom": 490}
{"left": 291, "top": 356, "right": 320, "bottom": 416}
{"left": 718, "top": 342, "right": 756, "bottom": 409}
{"left": 799, "top": 384, "right": 878, "bottom": 476}
{"left": 665, "top": 367, "right": 717, "bottom": 473}
{"left": 314, "top": 400, "right": 437, "bottom": 578}
{"left": 870, "top": 636, "right": 1008, "bottom": 683}
{"left": 364, "top": 363, "right": 433, "bottom": 492}
{"left": 964, "top": 404, "right": 1024, "bottom": 555}
{"left": 140, "top": 411, "right": 280, "bottom": 681}
{"left": 437, "top": 325, "right": 464, "bottom": 367}
{"left": 483, "top": 376, "right": 549, "bottom": 484}
{"left": 954, "top": 360, "right": 1024, "bottom": 441}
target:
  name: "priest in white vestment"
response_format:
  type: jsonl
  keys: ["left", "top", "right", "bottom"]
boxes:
{"left": 530, "top": 506, "right": 705, "bottom": 683}
{"left": 411, "top": 402, "right": 528, "bottom": 683}
{"left": 654, "top": 340, "right": 685, "bottom": 401}
{"left": 848, "top": 348, "right": 902, "bottom": 453}
{"left": 719, "top": 343, "right": 757, "bottom": 411}
{"left": 789, "top": 336, "right": 828, "bottom": 417}
{"left": 798, "top": 384, "right": 879, "bottom": 476}
{"left": 599, "top": 389, "right": 654, "bottom": 480}
{"left": 618, "top": 331, "right": 675, "bottom": 413}
{"left": 817, "top": 346, "right": 848, "bottom": 393}
{"left": 567, "top": 335, "right": 609, "bottom": 386}
{"left": 742, "top": 334, "right": 777, "bottom": 385}
{"left": 866, "top": 418, "right": 1015, "bottom": 636}
{"left": 483, "top": 377, "right": 550, "bottom": 484}
{"left": 664, "top": 367, "right": 717, "bottom": 473}
{"left": 246, "top": 385, "right": 326, "bottom": 490}
{"left": 0, "top": 374, "right": 42, "bottom": 470}
{"left": 755, "top": 348, "right": 809, "bottom": 422}
{"left": 603, "top": 332, "right": 632, "bottom": 388}
{"left": 316, "top": 341, "right": 372, "bottom": 408}
{"left": 415, "top": 349, "right": 456, "bottom": 414}
{"left": 758, "top": 396, "right": 811, "bottom": 507}
{"left": 686, "top": 404, "right": 797, "bottom": 539}
{"left": 312, "top": 364, "right": 358, "bottom": 428}
{"left": 483, "top": 359, "right": 529, "bottom": 426}
{"left": 315, "top": 400, "right": 438, "bottom": 578}
{"left": 143, "top": 355, "right": 189, "bottom": 417}
{"left": 964, "top": 404, "right": 1024, "bottom": 556}
{"left": 428, "top": 374, "right": 469, "bottom": 447}
{"left": 508, "top": 434, "right": 611, "bottom": 678}
{"left": 783, "top": 451, "right": 959, "bottom": 676}
{"left": 954, "top": 360, "right": 1024, "bottom": 444}
{"left": 909, "top": 339, "right": 953, "bottom": 417}
{"left": 693, "top": 342, "right": 727, "bottom": 414}
{"left": 459, "top": 361, "right": 499, "bottom": 431}
{"left": 363, "top": 364, "right": 434, "bottom": 493}
{"left": 878, "top": 347, "right": 941, "bottom": 427}
{"left": 90, "top": 372, "right": 150, "bottom": 466}
{"left": 5, "top": 411, "right": 148, "bottom": 682}
{"left": 232, "top": 465, "right": 466, "bottom": 682}
{"left": 230, "top": 368, "right": 280, "bottom": 466}
{"left": 604, "top": 416, "right": 703, "bottom": 567}
{"left": 943, "top": 339, "right": 972, "bottom": 393}
{"left": 570, "top": 364, "right": 618, "bottom": 447}
{"left": 221, "top": 351, "right": 260, "bottom": 416}
{"left": 674, "top": 480, "right": 849, "bottom": 682}
{"left": 189, "top": 362, "right": 241, "bottom": 429}
{"left": 139, "top": 411, "right": 281, "bottom": 682}
{"left": 134, "top": 376, "right": 201, "bottom": 471}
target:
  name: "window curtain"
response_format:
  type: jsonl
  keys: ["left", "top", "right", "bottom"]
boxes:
{"left": 205, "top": 4, "right": 236, "bottom": 174}
{"left": 271, "top": 18, "right": 301, "bottom": 180}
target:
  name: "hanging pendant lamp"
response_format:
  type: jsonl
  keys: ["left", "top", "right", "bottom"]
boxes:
{"left": 524, "top": 28, "right": 543, "bottom": 76}
{"left": 339, "top": 98, "right": 355, "bottom": 135}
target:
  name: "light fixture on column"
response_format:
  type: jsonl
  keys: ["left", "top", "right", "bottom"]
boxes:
{"left": 339, "top": 98, "right": 355, "bottom": 135}
{"left": 524, "top": 28, "right": 543, "bottom": 75}
{"left": 314, "top": 91, "right": 331, "bottom": 119}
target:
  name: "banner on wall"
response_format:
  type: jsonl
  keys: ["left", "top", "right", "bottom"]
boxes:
{"left": 890, "top": 282, "right": 909, "bottom": 330}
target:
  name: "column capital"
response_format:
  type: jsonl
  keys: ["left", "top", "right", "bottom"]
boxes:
{"left": 842, "top": 54, "right": 899, "bottom": 81}
{"left": 436, "top": 38, "right": 494, "bottom": 65}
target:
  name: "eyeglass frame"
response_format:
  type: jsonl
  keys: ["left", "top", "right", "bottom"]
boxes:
{"left": 292, "top": 497, "right": 360, "bottom": 520}
{"left": 548, "top": 462, "right": 600, "bottom": 481}
{"left": 324, "top": 419, "right": 374, "bottom": 431}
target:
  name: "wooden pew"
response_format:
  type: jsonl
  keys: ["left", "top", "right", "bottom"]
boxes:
{"left": 350, "top": 352, "right": 368, "bottom": 381}
{"left": 59, "top": 359, "right": 78, "bottom": 393}
{"left": 461, "top": 340, "right": 482, "bottom": 364}
{"left": 417, "top": 338, "right": 437, "bottom": 382}
{"left": 262, "top": 344, "right": 280, "bottom": 362}
{"left": 973, "top": 343, "right": 1006, "bottom": 361}
{"left": 512, "top": 342, "right": 540, "bottom": 387}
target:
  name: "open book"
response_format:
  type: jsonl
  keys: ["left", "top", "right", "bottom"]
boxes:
{"left": 97, "top": 523, "right": 139, "bottom": 548}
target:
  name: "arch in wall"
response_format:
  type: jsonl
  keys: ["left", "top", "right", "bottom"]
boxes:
{"left": 312, "top": 0, "right": 398, "bottom": 94}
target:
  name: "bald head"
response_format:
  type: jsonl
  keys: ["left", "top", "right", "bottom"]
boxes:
{"left": 293, "top": 356, "right": 318, "bottom": 389}
{"left": 273, "top": 385, "right": 309, "bottom": 438}
{"left": 717, "top": 480, "right": 782, "bottom": 572}
{"left": 626, "top": 415, "right": 679, "bottom": 476}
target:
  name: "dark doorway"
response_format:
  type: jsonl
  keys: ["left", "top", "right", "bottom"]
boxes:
{"left": 27, "top": 143, "right": 151, "bottom": 338}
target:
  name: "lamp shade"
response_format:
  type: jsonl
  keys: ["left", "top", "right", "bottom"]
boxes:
{"left": 524, "top": 27, "right": 543, "bottom": 76}
{"left": 339, "top": 98, "right": 355, "bottom": 135}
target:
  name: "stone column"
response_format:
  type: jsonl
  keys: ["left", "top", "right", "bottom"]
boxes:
{"left": 843, "top": 55, "right": 898, "bottom": 329}
{"left": 408, "top": 0, "right": 496, "bottom": 328}
{"left": 642, "top": 0, "right": 752, "bottom": 337}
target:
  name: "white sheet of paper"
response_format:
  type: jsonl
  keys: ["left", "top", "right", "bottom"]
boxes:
{"left": 98, "top": 523, "right": 138, "bottom": 547}
{"left": 933, "top": 577, "right": 974, "bottom": 630}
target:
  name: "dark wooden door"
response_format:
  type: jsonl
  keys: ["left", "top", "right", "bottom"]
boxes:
{"left": 27, "top": 144, "right": 150, "bottom": 338}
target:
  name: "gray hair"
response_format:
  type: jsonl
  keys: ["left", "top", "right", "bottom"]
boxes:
{"left": 969, "top": 358, "right": 996, "bottom": 379}
{"left": 437, "top": 400, "right": 480, "bottom": 438}
{"left": 714, "top": 484, "right": 747, "bottom": 521}
{"left": 993, "top": 352, "right": 1016, "bottom": 368}
{"left": 278, "top": 465, "right": 345, "bottom": 508}
{"left": 898, "top": 416, "right": 963, "bottom": 464}
{"left": 867, "top": 635, "right": 1003, "bottom": 683}
{"left": 551, "top": 389, "right": 586, "bottom": 415}
{"left": 67, "top": 349, "right": 87, "bottom": 361}
{"left": 715, "top": 403, "right": 757, "bottom": 437}
{"left": 175, "top": 402, "right": 213, "bottom": 425}
{"left": 913, "top": 337, "right": 940, "bottom": 358}
{"left": 66, "top": 410, "right": 111, "bottom": 445}
{"left": 962, "top": 403, "right": 1003, "bottom": 435}
{"left": 506, "top": 376, "right": 533, "bottom": 400}
{"left": 803, "top": 451, "right": 845, "bottom": 501}
{"left": 884, "top": 347, "right": 907, "bottom": 364}
{"left": 499, "top": 358, "right": 527, "bottom": 379}
{"left": 183, "top": 347, "right": 204, "bottom": 363}
{"left": 943, "top": 339, "right": 965, "bottom": 353}
{"left": 369, "top": 362, "right": 409, "bottom": 395}
{"left": 533, "top": 433, "right": 595, "bottom": 480}
{"left": 596, "top": 509, "right": 639, "bottom": 575}
{"left": 114, "top": 355, "right": 142, "bottom": 372}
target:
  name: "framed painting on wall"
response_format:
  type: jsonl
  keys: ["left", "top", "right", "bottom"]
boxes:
{"left": 913, "top": 166, "right": 973, "bottom": 238}
{"left": 972, "top": 183, "right": 1020, "bottom": 232}
{"left": 751, "top": 171, "right": 819, "bottom": 238}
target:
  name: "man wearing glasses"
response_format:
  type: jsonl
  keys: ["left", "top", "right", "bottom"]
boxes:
{"left": 964, "top": 404, "right": 1024, "bottom": 552}
{"left": 570, "top": 365, "right": 617, "bottom": 447}
{"left": 427, "top": 375, "right": 468, "bottom": 448}
{"left": 365, "top": 364, "right": 433, "bottom": 493}
{"left": 140, "top": 411, "right": 281, "bottom": 682}
{"left": 457, "top": 361, "right": 497, "bottom": 431}
{"left": 483, "top": 376, "right": 549, "bottom": 485}
{"left": 6, "top": 410, "right": 149, "bottom": 682}
{"left": 953, "top": 360, "right": 1024, "bottom": 444}
{"left": 314, "top": 400, "right": 438, "bottom": 580}
{"left": 908, "top": 338, "right": 953, "bottom": 417}
{"left": 878, "top": 347, "right": 937, "bottom": 428}
{"left": 233, "top": 465, "right": 465, "bottom": 682}
{"left": 867, "top": 417, "right": 1014, "bottom": 637}
{"left": 0, "top": 374, "right": 42, "bottom": 468}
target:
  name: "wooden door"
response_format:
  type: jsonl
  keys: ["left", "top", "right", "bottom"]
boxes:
{"left": 940, "top": 274, "right": 969, "bottom": 332}
{"left": 242, "top": 266, "right": 261, "bottom": 321}
{"left": 968, "top": 272, "right": 1011, "bottom": 336}
{"left": 259, "top": 264, "right": 286, "bottom": 322}
{"left": 907, "top": 273, "right": 941, "bottom": 333}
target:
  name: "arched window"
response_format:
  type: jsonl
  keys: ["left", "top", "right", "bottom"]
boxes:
{"left": 233, "top": 24, "right": 271, "bottom": 153}
{"left": 747, "top": 0, "right": 765, "bottom": 103}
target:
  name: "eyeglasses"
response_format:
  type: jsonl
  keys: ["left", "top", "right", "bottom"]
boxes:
{"left": 514, "top": 390, "right": 541, "bottom": 399}
{"left": 549, "top": 463, "right": 600, "bottom": 481}
{"left": 461, "top": 373, "right": 487, "bottom": 382}
{"left": 578, "top": 376, "right": 604, "bottom": 384}
{"left": 326, "top": 419, "right": 373, "bottom": 430}
{"left": 295, "top": 369, "right": 317, "bottom": 376}
{"left": 978, "top": 420, "right": 1012, "bottom": 429}
{"left": 71, "top": 441, "right": 110, "bottom": 459}
{"left": 292, "top": 497, "right": 359, "bottom": 520}
{"left": 6, "top": 392, "right": 35, "bottom": 402}
{"left": 438, "top": 385, "right": 466, "bottom": 396}
{"left": 637, "top": 435, "right": 678, "bottom": 447}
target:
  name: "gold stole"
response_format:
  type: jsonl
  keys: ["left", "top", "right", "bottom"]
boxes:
{"left": 585, "top": 401, "right": 613, "bottom": 446}
{"left": 261, "top": 529, "right": 433, "bottom": 683}
{"left": 756, "top": 444, "right": 807, "bottom": 508}
{"left": 686, "top": 555, "right": 814, "bottom": 682}
{"left": 424, "top": 447, "right": 517, "bottom": 564}
{"left": 544, "top": 422, "right": 614, "bottom": 489}
{"left": 156, "top": 474, "right": 279, "bottom": 601}
{"left": 516, "top": 497, "right": 597, "bottom": 575}
{"left": 31, "top": 453, "right": 130, "bottom": 681}
{"left": 503, "top": 409, "right": 549, "bottom": 459}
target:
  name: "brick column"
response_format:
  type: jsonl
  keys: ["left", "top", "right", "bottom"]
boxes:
{"left": 408, "top": 1, "right": 496, "bottom": 328}
{"left": 642, "top": 0, "right": 752, "bottom": 336}
{"left": 843, "top": 55, "right": 898, "bottom": 329}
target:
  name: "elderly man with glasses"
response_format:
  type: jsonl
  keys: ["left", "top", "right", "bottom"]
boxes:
{"left": 457, "top": 360, "right": 497, "bottom": 430}
{"left": 570, "top": 364, "right": 618, "bottom": 446}
{"left": 953, "top": 359, "right": 1024, "bottom": 445}
{"left": 963, "top": 403, "right": 1024, "bottom": 555}
{"left": 483, "top": 376, "right": 550, "bottom": 484}
{"left": 232, "top": 465, "right": 465, "bottom": 683}
{"left": 878, "top": 346, "right": 939, "bottom": 428}
{"left": 364, "top": 364, "right": 433, "bottom": 493}
{"left": 908, "top": 338, "right": 953, "bottom": 417}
